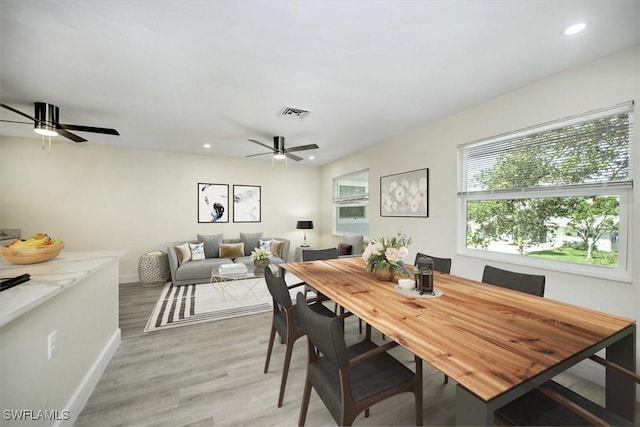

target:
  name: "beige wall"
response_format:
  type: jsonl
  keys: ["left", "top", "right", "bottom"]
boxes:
{"left": 319, "top": 45, "right": 640, "bottom": 383}
{"left": 0, "top": 139, "right": 320, "bottom": 282}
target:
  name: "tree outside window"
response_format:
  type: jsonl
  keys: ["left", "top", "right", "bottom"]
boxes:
{"left": 459, "top": 102, "right": 632, "bottom": 275}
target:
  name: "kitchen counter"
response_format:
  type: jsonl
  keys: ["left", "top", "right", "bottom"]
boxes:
{"left": 0, "top": 251, "right": 121, "bottom": 327}
{"left": 0, "top": 250, "right": 122, "bottom": 426}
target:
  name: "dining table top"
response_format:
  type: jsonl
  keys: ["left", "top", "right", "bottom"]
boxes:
{"left": 281, "top": 256, "right": 635, "bottom": 403}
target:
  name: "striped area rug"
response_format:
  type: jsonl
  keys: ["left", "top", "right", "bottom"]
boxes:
{"left": 144, "top": 273, "right": 302, "bottom": 332}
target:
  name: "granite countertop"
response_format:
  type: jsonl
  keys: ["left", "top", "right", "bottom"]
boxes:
{"left": 0, "top": 251, "right": 122, "bottom": 327}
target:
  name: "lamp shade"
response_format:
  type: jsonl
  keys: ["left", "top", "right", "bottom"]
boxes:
{"left": 296, "top": 220, "right": 314, "bottom": 230}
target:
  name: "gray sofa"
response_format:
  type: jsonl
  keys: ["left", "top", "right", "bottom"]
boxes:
{"left": 167, "top": 233, "right": 291, "bottom": 286}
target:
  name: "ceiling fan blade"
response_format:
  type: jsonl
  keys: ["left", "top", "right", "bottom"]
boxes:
{"left": 59, "top": 124, "right": 120, "bottom": 135}
{"left": 57, "top": 128, "right": 87, "bottom": 143}
{"left": 285, "top": 152, "right": 303, "bottom": 161}
{"left": 0, "top": 119, "right": 32, "bottom": 125}
{"left": 245, "top": 152, "right": 273, "bottom": 158}
{"left": 1, "top": 103, "right": 36, "bottom": 122}
{"left": 285, "top": 143, "right": 319, "bottom": 153}
{"left": 248, "top": 139, "right": 276, "bottom": 152}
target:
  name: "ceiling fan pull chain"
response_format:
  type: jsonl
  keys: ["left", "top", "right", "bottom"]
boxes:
{"left": 41, "top": 135, "right": 53, "bottom": 152}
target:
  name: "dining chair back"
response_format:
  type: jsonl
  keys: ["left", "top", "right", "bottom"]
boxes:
{"left": 414, "top": 252, "right": 452, "bottom": 274}
{"left": 302, "top": 247, "right": 339, "bottom": 261}
{"left": 482, "top": 265, "right": 546, "bottom": 297}
{"left": 263, "top": 267, "right": 334, "bottom": 408}
{"left": 296, "top": 292, "right": 423, "bottom": 426}
{"left": 301, "top": 247, "right": 340, "bottom": 312}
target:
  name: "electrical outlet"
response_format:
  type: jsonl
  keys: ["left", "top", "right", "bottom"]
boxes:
{"left": 47, "top": 330, "right": 57, "bottom": 360}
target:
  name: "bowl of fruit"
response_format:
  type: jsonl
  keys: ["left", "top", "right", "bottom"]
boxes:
{"left": 1, "top": 233, "right": 64, "bottom": 265}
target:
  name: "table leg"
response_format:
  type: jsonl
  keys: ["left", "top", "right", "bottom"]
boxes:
{"left": 455, "top": 385, "right": 493, "bottom": 426}
{"left": 606, "top": 326, "right": 636, "bottom": 423}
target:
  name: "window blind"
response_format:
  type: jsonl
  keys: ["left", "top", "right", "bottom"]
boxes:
{"left": 458, "top": 102, "right": 634, "bottom": 195}
{"left": 333, "top": 169, "right": 369, "bottom": 204}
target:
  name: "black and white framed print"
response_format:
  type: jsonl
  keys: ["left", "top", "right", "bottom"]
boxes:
{"left": 380, "top": 168, "right": 429, "bottom": 217}
{"left": 233, "top": 185, "right": 261, "bottom": 223}
{"left": 198, "top": 183, "right": 229, "bottom": 223}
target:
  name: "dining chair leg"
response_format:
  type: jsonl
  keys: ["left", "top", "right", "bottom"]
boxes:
{"left": 264, "top": 326, "right": 276, "bottom": 373}
{"left": 278, "top": 340, "right": 295, "bottom": 407}
{"left": 415, "top": 355, "right": 423, "bottom": 426}
{"left": 298, "top": 378, "right": 312, "bottom": 426}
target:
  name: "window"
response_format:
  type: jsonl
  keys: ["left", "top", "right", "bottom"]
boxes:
{"left": 333, "top": 169, "right": 369, "bottom": 236}
{"left": 457, "top": 102, "right": 634, "bottom": 281}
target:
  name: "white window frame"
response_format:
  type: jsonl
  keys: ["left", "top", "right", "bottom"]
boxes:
{"left": 457, "top": 103, "right": 634, "bottom": 283}
{"left": 332, "top": 169, "right": 369, "bottom": 237}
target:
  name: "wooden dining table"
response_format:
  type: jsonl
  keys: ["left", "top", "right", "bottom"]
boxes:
{"left": 281, "top": 256, "right": 636, "bottom": 426}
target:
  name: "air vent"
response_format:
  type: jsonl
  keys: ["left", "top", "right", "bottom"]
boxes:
{"left": 278, "top": 106, "right": 310, "bottom": 120}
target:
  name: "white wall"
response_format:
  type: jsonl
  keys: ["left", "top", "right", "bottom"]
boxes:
{"left": 319, "top": 45, "right": 640, "bottom": 384}
{"left": 0, "top": 138, "right": 320, "bottom": 282}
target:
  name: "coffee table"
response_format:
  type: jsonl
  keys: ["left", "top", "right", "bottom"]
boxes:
{"left": 210, "top": 266, "right": 269, "bottom": 302}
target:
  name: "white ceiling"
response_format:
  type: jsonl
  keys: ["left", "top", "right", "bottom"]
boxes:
{"left": 1, "top": 1, "right": 638, "bottom": 165}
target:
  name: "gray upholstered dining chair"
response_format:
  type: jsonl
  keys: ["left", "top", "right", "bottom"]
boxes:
{"left": 301, "top": 247, "right": 340, "bottom": 309}
{"left": 263, "top": 267, "right": 335, "bottom": 408}
{"left": 481, "top": 265, "right": 546, "bottom": 297}
{"left": 301, "top": 247, "right": 339, "bottom": 261}
{"left": 295, "top": 292, "right": 423, "bottom": 426}
{"left": 414, "top": 252, "right": 452, "bottom": 274}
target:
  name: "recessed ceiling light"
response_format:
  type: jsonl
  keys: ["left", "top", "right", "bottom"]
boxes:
{"left": 203, "top": 143, "right": 211, "bottom": 148}
{"left": 564, "top": 23, "right": 586, "bottom": 35}
{"left": 308, "top": 155, "right": 315, "bottom": 160}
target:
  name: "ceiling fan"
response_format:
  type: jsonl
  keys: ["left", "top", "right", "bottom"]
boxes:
{"left": 0, "top": 102, "right": 120, "bottom": 143}
{"left": 246, "top": 136, "right": 318, "bottom": 161}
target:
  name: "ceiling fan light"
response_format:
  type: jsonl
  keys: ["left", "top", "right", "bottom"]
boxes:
{"left": 273, "top": 153, "right": 286, "bottom": 160}
{"left": 34, "top": 123, "right": 58, "bottom": 137}
{"left": 564, "top": 23, "right": 586, "bottom": 35}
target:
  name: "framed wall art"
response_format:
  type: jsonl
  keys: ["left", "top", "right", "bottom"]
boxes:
{"left": 198, "top": 183, "right": 229, "bottom": 223}
{"left": 233, "top": 185, "right": 261, "bottom": 223}
{"left": 380, "top": 168, "right": 429, "bottom": 217}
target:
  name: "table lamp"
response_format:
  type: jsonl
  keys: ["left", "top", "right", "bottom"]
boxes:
{"left": 296, "top": 220, "right": 314, "bottom": 247}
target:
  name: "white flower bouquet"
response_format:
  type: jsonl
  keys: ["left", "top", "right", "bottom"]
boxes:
{"left": 362, "top": 232, "right": 412, "bottom": 275}
{"left": 250, "top": 247, "right": 272, "bottom": 260}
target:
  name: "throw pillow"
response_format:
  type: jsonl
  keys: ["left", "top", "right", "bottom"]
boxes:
{"left": 189, "top": 242, "right": 205, "bottom": 261}
{"left": 240, "top": 232, "right": 263, "bottom": 256}
{"left": 174, "top": 242, "right": 191, "bottom": 265}
{"left": 270, "top": 239, "right": 284, "bottom": 258}
{"left": 197, "top": 233, "right": 223, "bottom": 258}
{"left": 219, "top": 243, "right": 245, "bottom": 259}
{"left": 337, "top": 243, "right": 353, "bottom": 256}
{"left": 259, "top": 239, "right": 272, "bottom": 250}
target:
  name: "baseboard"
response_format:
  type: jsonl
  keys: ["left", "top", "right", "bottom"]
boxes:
{"left": 119, "top": 274, "right": 139, "bottom": 284}
{"left": 55, "top": 328, "right": 121, "bottom": 427}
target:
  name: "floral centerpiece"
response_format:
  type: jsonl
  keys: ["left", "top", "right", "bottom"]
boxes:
{"left": 250, "top": 247, "right": 272, "bottom": 260}
{"left": 251, "top": 247, "right": 272, "bottom": 275}
{"left": 362, "top": 232, "right": 412, "bottom": 280}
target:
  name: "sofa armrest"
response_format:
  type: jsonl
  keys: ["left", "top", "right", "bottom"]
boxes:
{"left": 166, "top": 240, "right": 197, "bottom": 284}
{"left": 166, "top": 244, "right": 180, "bottom": 284}
{"left": 280, "top": 239, "right": 291, "bottom": 262}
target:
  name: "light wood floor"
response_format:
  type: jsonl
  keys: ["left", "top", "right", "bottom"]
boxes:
{"left": 75, "top": 281, "right": 614, "bottom": 427}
